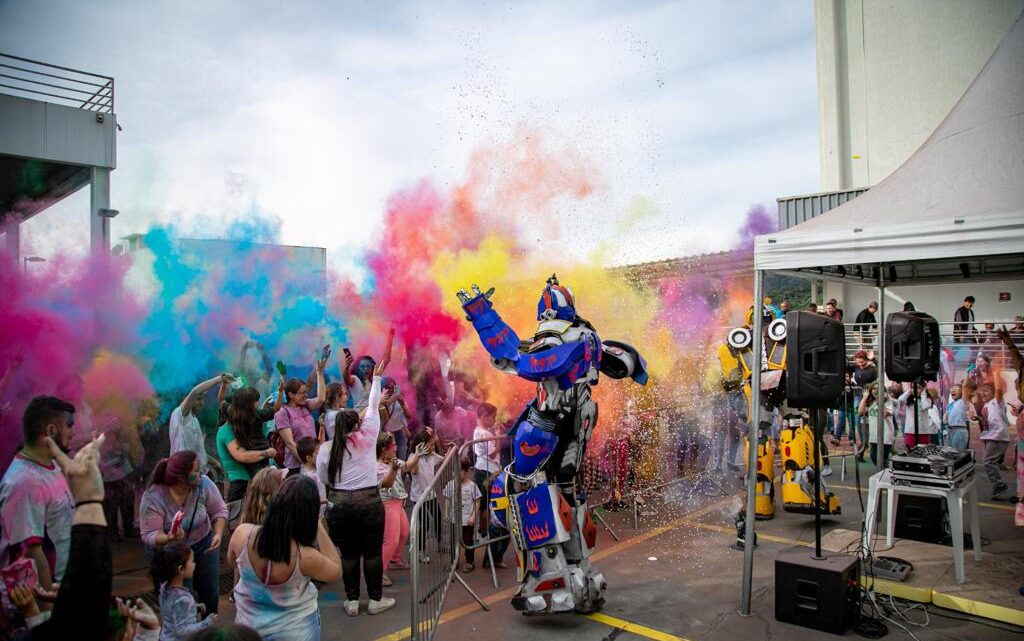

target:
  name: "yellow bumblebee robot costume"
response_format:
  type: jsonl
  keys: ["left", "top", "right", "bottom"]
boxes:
{"left": 719, "top": 305, "right": 840, "bottom": 519}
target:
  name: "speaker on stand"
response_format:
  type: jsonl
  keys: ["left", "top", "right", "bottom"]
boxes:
{"left": 775, "top": 312, "right": 859, "bottom": 634}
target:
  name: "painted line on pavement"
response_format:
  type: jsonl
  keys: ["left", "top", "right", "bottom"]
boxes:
{"left": 585, "top": 612, "right": 692, "bottom": 641}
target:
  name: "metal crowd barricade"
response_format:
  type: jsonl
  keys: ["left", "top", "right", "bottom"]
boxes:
{"left": 409, "top": 445, "right": 488, "bottom": 641}
{"left": 456, "top": 436, "right": 513, "bottom": 590}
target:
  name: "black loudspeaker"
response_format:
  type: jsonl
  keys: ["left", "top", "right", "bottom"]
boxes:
{"left": 775, "top": 550, "right": 860, "bottom": 635}
{"left": 785, "top": 311, "right": 846, "bottom": 408}
{"left": 893, "top": 495, "right": 945, "bottom": 543}
{"left": 885, "top": 311, "right": 940, "bottom": 382}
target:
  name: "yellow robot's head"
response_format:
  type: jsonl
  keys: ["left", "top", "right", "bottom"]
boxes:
{"left": 745, "top": 304, "right": 777, "bottom": 327}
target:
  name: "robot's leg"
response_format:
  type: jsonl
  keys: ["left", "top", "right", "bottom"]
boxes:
{"left": 779, "top": 418, "right": 842, "bottom": 515}
{"left": 744, "top": 423, "right": 776, "bottom": 520}
{"left": 508, "top": 489, "right": 605, "bottom": 614}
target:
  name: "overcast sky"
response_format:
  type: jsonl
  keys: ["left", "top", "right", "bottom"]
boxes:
{"left": 0, "top": 0, "right": 820, "bottom": 269}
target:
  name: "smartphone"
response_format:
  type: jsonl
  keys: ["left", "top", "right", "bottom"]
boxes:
{"left": 321, "top": 344, "right": 332, "bottom": 360}
{"left": 275, "top": 360, "right": 287, "bottom": 378}
{"left": 342, "top": 347, "right": 352, "bottom": 359}
{"left": 169, "top": 510, "right": 185, "bottom": 537}
{"left": 1, "top": 558, "right": 38, "bottom": 596}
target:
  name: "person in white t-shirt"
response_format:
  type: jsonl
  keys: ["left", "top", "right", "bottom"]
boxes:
{"left": 444, "top": 459, "right": 481, "bottom": 573}
{"left": 897, "top": 383, "right": 939, "bottom": 448}
{"left": 170, "top": 374, "right": 230, "bottom": 476}
{"left": 979, "top": 384, "right": 1011, "bottom": 499}
{"left": 316, "top": 349, "right": 395, "bottom": 616}
{"left": 470, "top": 403, "right": 501, "bottom": 535}
{"left": 408, "top": 430, "right": 444, "bottom": 563}
{"left": 0, "top": 396, "right": 77, "bottom": 611}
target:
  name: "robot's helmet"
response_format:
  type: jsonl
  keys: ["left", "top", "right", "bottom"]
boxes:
{"left": 537, "top": 274, "right": 576, "bottom": 321}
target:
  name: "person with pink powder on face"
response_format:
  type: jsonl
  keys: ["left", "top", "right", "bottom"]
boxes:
{"left": 0, "top": 396, "right": 77, "bottom": 612}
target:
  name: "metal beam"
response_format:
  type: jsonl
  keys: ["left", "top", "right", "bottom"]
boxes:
{"left": 740, "top": 270, "right": 765, "bottom": 616}
{"left": 2, "top": 217, "right": 19, "bottom": 261}
{"left": 876, "top": 265, "right": 887, "bottom": 470}
{"left": 89, "top": 167, "right": 110, "bottom": 254}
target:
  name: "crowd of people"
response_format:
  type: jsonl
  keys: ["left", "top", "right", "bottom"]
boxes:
{"left": 820, "top": 296, "right": 1023, "bottom": 508}
{"left": 0, "top": 294, "right": 1020, "bottom": 640}
{"left": 0, "top": 328, "right": 511, "bottom": 641}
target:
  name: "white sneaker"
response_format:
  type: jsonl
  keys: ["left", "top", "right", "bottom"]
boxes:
{"left": 419, "top": 555, "right": 431, "bottom": 564}
{"left": 821, "top": 465, "right": 833, "bottom": 477}
{"left": 368, "top": 597, "right": 396, "bottom": 615}
{"left": 344, "top": 600, "right": 359, "bottom": 617}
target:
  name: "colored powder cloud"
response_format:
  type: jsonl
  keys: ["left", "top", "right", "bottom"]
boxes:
{"left": 0, "top": 131, "right": 773, "bottom": 479}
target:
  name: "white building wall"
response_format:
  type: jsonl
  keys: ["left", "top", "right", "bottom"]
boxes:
{"left": 815, "top": 0, "right": 1024, "bottom": 191}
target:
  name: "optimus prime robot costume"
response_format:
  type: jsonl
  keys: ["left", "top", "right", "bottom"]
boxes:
{"left": 718, "top": 306, "right": 840, "bottom": 520}
{"left": 456, "top": 276, "right": 647, "bottom": 614}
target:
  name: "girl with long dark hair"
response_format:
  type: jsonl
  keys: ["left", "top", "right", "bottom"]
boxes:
{"left": 316, "top": 340, "right": 394, "bottom": 616}
{"left": 217, "top": 387, "right": 279, "bottom": 502}
{"left": 228, "top": 475, "right": 341, "bottom": 641}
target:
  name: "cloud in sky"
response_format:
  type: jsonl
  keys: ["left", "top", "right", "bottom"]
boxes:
{"left": 1, "top": 0, "right": 820, "bottom": 267}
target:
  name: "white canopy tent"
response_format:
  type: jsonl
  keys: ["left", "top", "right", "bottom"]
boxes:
{"left": 739, "top": 14, "right": 1024, "bottom": 614}
{"left": 756, "top": 15, "right": 1024, "bottom": 276}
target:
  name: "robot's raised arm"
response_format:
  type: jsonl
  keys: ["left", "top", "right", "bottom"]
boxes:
{"left": 459, "top": 290, "right": 522, "bottom": 364}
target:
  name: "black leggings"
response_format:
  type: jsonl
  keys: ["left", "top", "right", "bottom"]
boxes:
{"left": 326, "top": 487, "right": 385, "bottom": 601}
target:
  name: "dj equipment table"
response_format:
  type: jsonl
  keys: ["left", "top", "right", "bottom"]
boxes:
{"left": 862, "top": 468, "right": 981, "bottom": 584}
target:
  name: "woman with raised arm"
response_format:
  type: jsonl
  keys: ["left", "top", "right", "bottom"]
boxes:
{"left": 275, "top": 359, "right": 327, "bottom": 476}
{"left": 317, "top": 329, "right": 395, "bottom": 616}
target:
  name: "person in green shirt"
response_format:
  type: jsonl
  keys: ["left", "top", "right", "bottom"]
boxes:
{"left": 217, "top": 387, "right": 280, "bottom": 502}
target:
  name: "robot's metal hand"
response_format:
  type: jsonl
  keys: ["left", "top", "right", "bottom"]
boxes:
{"left": 456, "top": 284, "right": 495, "bottom": 305}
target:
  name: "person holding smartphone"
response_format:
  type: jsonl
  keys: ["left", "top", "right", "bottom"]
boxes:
{"left": 274, "top": 359, "right": 327, "bottom": 476}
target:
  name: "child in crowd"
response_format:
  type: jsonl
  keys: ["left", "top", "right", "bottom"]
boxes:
{"left": 898, "top": 382, "right": 939, "bottom": 447}
{"left": 297, "top": 437, "right": 326, "bottom": 517}
{"left": 377, "top": 432, "right": 423, "bottom": 586}
{"left": 151, "top": 540, "right": 216, "bottom": 641}
{"left": 240, "top": 466, "right": 286, "bottom": 526}
{"left": 978, "top": 384, "right": 1011, "bottom": 499}
{"left": 859, "top": 383, "right": 897, "bottom": 466}
{"left": 320, "top": 382, "right": 348, "bottom": 441}
{"left": 471, "top": 403, "right": 501, "bottom": 537}
{"left": 945, "top": 383, "right": 970, "bottom": 451}
{"left": 445, "top": 458, "right": 482, "bottom": 573}
{"left": 409, "top": 429, "right": 444, "bottom": 564}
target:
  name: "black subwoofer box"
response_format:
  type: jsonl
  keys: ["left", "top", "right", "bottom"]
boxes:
{"left": 775, "top": 549, "right": 860, "bottom": 635}
{"left": 893, "top": 494, "right": 945, "bottom": 543}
